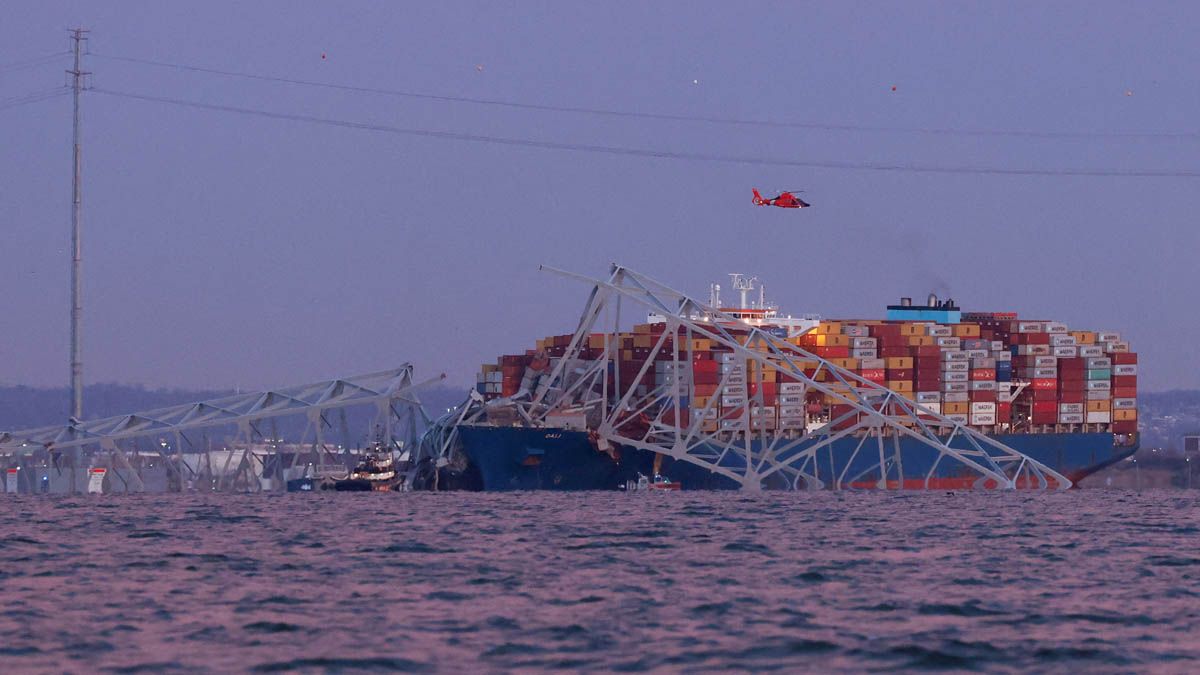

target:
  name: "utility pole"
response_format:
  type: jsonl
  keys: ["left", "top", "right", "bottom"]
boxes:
{"left": 68, "top": 28, "right": 88, "bottom": 424}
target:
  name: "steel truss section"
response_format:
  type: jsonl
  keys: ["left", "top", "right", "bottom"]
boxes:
{"left": 445, "top": 264, "right": 1071, "bottom": 491}
{"left": 0, "top": 366, "right": 439, "bottom": 493}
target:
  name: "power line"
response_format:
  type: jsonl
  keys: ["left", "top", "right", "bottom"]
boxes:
{"left": 91, "top": 86, "right": 1200, "bottom": 178}
{"left": 0, "top": 86, "right": 69, "bottom": 112}
{"left": 91, "top": 52, "right": 1200, "bottom": 142}
{"left": 0, "top": 51, "right": 71, "bottom": 74}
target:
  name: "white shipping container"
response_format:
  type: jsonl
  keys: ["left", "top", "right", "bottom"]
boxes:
{"left": 694, "top": 408, "right": 718, "bottom": 419}
{"left": 942, "top": 382, "right": 969, "bottom": 393}
{"left": 962, "top": 349, "right": 987, "bottom": 359}
{"left": 1020, "top": 345, "right": 1053, "bottom": 356}
{"left": 1017, "top": 322, "right": 1044, "bottom": 333}
{"left": 1105, "top": 341, "right": 1130, "bottom": 353}
{"left": 943, "top": 392, "right": 970, "bottom": 402}
{"left": 1086, "top": 412, "right": 1111, "bottom": 423}
{"left": 1097, "top": 332, "right": 1121, "bottom": 343}
{"left": 1059, "top": 402, "right": 1085, "bottom": 413}
{"left": 751, "top": 418, "right": 777, "bottom": 430}
{"left": 1113, "top": 398, "right": 1137, "bottom": 410}
{"left": 1058, "top": 413, "right": 1084, "bottom": 424}
{"left": 969, "top": 380, "right": 997, "bottom": 391}
{"left": 942, "top": 351, "right": 970, "bottom": 361}
{"left": 971, "top": 357, "right": 997, "bottom": 369}
{"left": 841, "top": 325, "right": 870, "bottom": 337}
{"left": 1053, "top": 346, "right": 1078, "bottom": 357}
{"left": 1045, "top": 322, "right": 1069, "bottom": 334}
{"left": 851, "top": 348, "right": 878, "bottom": 359}
{"left": 1086, "top": 357, "right": 1112, "bottom": 369}
{"left": 944, "top": 371, "right": 969, "bottom": 382}
{"left": 725, "top": 373, "right": 746, "bottom": 385}
{"left": 942, "top": 361, "right": 969, "bottom": 372}
{"left": 778, "top": 382, "right": 806, "bottom": 394}
{"left": 850, "top": 337, "right": 877, "bottom": 348}
{"left": 860, "top": 358, "right": 886, "bottom": 369}
{"left": 937, "top": 337, "right": 962, "bottom": 348}
{"left": 991, "top": 341, "right": 1006, "bottom": 352}
{"left": 778, "top": 405, "right": 806, "bottom": 418}
{"left": 1086, "top": 380, "right": 1111, "bottom": 391}
{"left": 918, "top": 403, "right": 942, "bottom": 415}
{"left": 945, "top": 414, "right": 969, "bottom": 424}
{"left": 998, "top": 390, "right": 1016, "bottom": 403}
{"left": 721, "top": 395, "right": 746, "bottom": 407}
{"left": 1033, "top": 367, "right": 1058, "bottom": 378}
{"left": 926, "top": 325, "right": 952, "bottom": 337}
{"left": 994, "top": 351, "right": 1013, "bottom": 362}
{"left": 970, "top": 413, "right": 996, "bottom": 425}
{"left": 723, "top": 384, "right": 747, "bottom": 396}
{"left": 1050, "top": 334, "right": 1077, "bottom": 346}
{"left": 778, "top": 394, "right": 805, "bottom": 406}
{"left": 750, "top": 406, "right": 777, "bottom": 416}
{"left": 1078, "top": 346, "right": 1104, "bottom": 357}
{"left": 916, "top": 392, "right": 942, "bottom": 403}
{"left": 716, "top": 352, "right": 740, "bottom": 362}
{"left": 1086, "top": 390, "right": 1111, "bottom": 400}
{"left": 719, "top": 362, "right": 745, "bottom": 373}
{"left": 971, "top": 402, "right": 997, "bottom": 414}
{"left": 719, "top": 419, "right": 743, "bottom": 429}
{"left": 1027, "top": 355, "right": 1058, "bottom": 367}
{"left": 1113, "top": 364, "right": 1137, "bottom": 376}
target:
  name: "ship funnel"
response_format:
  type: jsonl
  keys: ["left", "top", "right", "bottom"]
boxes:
{"left": 900, "top": 297, "right": 912, "bottom": 307}
{"left": 928, "top": 293, "right": 939, "bottom": 308}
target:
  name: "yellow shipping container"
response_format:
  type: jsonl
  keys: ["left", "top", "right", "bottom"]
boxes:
{"left": 907, "top": 336, "right": 934, "bottom": 347}
{"left": 761, "top": 371, "right": 777, "bottom": 383}
{"left": 1086, "top": 400, "right": 1111, "bottom": 412}
{"left": 813, "top": 322, "right": 842, "bottom": 335}
{"left": 943, "top": 401, "right": 970, "bottom": 414}
{"left": 1114, "top": 409, "right": 1138, "bottom": 421}
{"left": 1071, "top": 331, "right": 1096, "bottom": 344}
{"left": 815, "top": 334, "right": 850, "bottom": 347}
{"left": 693, "top": 396, "right": 711, "bottom": 409}
{"left": 633, "top": 323, "right": 655, "bottom": 334}
{"left": 587, "top": 334, "right": 608, "bottom": 349}
{"left": 885, "top": 356, "right": 914, "bottom": 369}
{"left": 953, "top": 324, "right": 981, "bottom": 337}
{"left": 887, "top": 380, "right": 914, "bottom": 393}
{"left": 691, "top": 339, "right": 712, "bottom": 351}
{"left": 900, "top": 324, "right": 925, "bottom": 337}
{"left": 830, "top": 358, "right": 860, "bottom": 370}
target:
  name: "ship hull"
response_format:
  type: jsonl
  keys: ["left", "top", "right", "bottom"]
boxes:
{"left": 454, "top": 425, "right": 1137, "bottom": 491}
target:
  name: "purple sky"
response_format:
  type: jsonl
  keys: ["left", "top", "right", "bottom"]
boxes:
{"left": 2, "top": 1, "right": 1198, "bottom": 396}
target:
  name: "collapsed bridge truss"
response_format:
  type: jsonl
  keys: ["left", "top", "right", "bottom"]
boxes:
{"left": 439, "top": 264, "right": 1071, "bottom": 491}
{"left": 0, "top": 366, "right": 437, "bottom": 493}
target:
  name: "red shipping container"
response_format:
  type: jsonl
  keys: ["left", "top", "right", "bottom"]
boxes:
{"left": 878, "top": 346, "right": 910, "bottom": 358}
{"left": 1058, "top": 358, "right": 1085, "bottom": 372}
{"left": 1033, "top": 388, "right": 1059, "bottom": 401}
{"left": 970, "top": 369, "right": 996, "bottom": 380}
{"left": 911, "top": 346, "right": 941, "bottom": 357}
{"left": 860, "top": 369, "right": 886, "bottom": 381}
{"left": 1112, "top": 375, "right": 1137, "bottom": 388}
{"left": 1033, "top": 401, "right": 1058, "bottom": 413}
{"left": 969, "top": 390, "right": 997, "bottom": 403}
{"left": 886, "top": 368, "right": 914, "bottom": 380}
{"left": 1032, "top": 412, "right": 1058, "bottom": 424}
{"left": 1031, "top": 378, "right": 1057, "bottom": 390}
{"left": 1057, "top": 378, "right": 1085, "bottom": 391}
{"left": 814, "top": 346, "right": 850, "bottom": 358}
{"left": 1058, "top": 390, "right": 1085, "bottom": 403}
{"left": 693, "top": 360, "right": 718, "bottom": 373}
{"left": 1113, "top": 387, "right": 1138, "bottom": 398}
{"left": 1111, "top": 352, "right": 1138, "bottom": 365}
{"left": 1112, "top": 420, "right": 1138, "bottom": 433}
{"left": 996, "top": 402, "right": 1012, "bottom": 420}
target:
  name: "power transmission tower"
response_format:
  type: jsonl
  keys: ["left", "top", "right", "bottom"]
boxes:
{"left": 68, "top": 27, "right": 88, "bottom": 424}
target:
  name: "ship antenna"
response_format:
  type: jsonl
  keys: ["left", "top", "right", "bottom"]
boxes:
{"left": 68, "top": 27, "right": 89, "bottom": 424}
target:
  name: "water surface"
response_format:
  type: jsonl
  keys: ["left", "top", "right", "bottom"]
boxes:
{"left": 1, "top": 490, "right": 1197, "bottom": 672}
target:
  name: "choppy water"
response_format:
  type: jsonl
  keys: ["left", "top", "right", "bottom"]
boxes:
{"left": 1, "top": 491, "right": 1199, "bottom": 672}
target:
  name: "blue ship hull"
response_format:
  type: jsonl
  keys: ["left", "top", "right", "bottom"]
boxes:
{"left": 454, "top": 425, "right": 1137, "bottom": 491}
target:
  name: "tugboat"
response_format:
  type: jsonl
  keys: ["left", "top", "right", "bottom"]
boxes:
{"left": 329, "top": 441, "right": 399, "bottom": 491}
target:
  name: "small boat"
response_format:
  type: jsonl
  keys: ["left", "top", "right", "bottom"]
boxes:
{"left": 328, "top": 442, "right": 400, "bottom": 491}
{"left": 624, "top": 472, "right": 681, "bottom": 491}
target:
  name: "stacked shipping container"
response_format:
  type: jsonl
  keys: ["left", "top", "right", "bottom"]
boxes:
{"left": 476, "top": 312, "right": 1138, "bottom": 437}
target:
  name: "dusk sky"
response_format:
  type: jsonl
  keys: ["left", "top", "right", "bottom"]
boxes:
{"left": 2, "top": 1, "right": 1198, "bottom": 398}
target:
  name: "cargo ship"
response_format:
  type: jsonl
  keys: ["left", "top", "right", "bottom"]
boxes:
{"left": 432, "top": 270, "right": 1138, "bottom": 491}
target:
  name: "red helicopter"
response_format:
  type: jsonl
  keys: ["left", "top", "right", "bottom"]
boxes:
{"left": 752, "top": 188, "right": 810, "bottom": 209}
